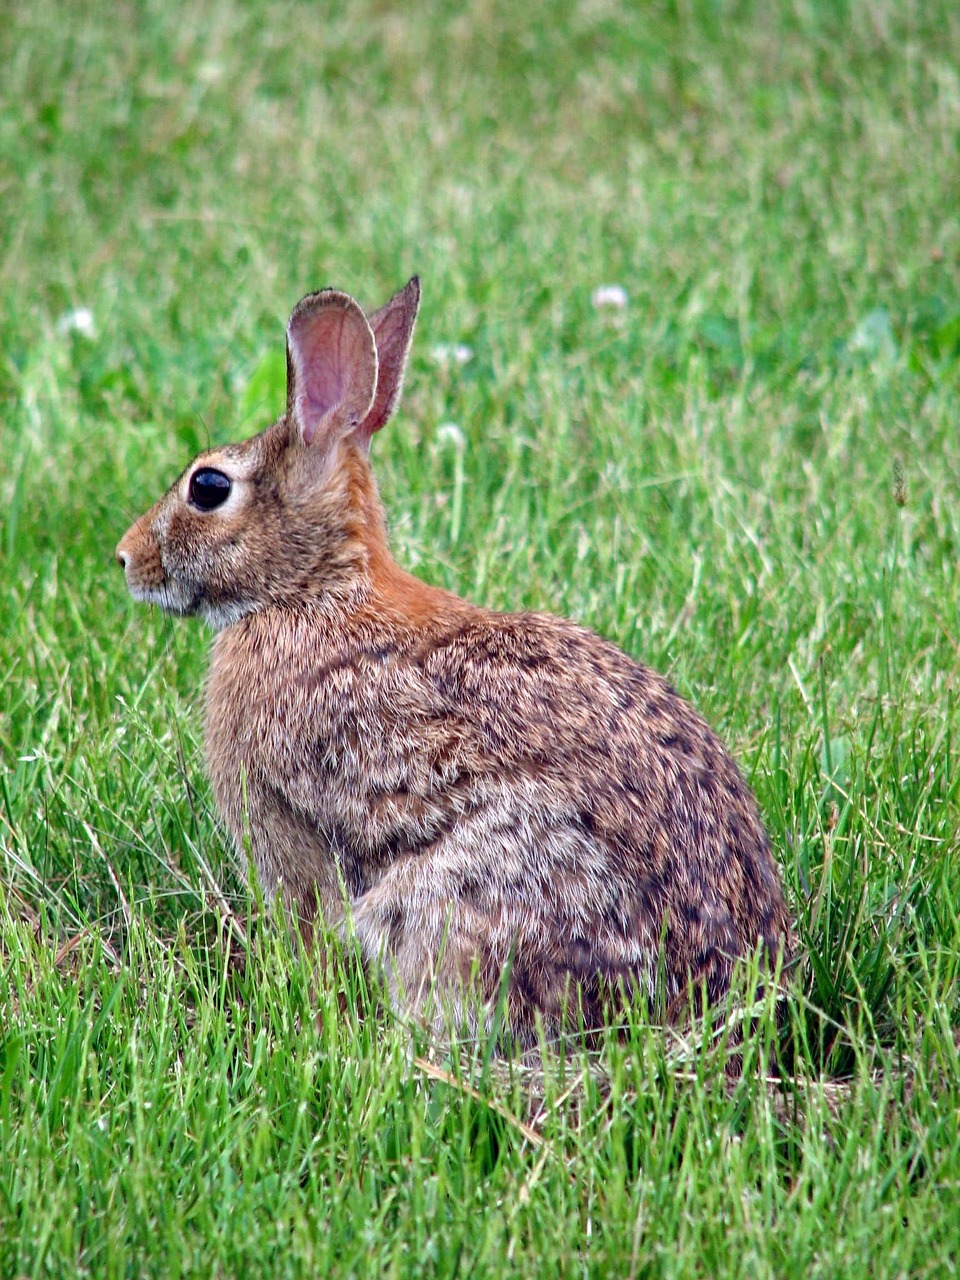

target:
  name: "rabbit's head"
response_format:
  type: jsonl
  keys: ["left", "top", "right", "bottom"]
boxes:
{"left": 116, "top": 279, "right": 420, "bottom": 629}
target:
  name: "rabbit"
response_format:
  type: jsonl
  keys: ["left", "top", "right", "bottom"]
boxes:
{"left": 117, "top": 278, "right": 792, "bottom": 1044}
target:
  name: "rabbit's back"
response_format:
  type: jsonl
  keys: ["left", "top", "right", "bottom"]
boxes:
{"left": 206, "top": 599, "right": 789, "bottom": 1034}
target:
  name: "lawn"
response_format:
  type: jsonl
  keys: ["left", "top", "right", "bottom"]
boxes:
{"left": 2, "top": 0, "right": 960, "bottom": 1275}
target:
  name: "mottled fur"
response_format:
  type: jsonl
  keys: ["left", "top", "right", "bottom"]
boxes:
{"left": 117, "top": 278, "right": 791, "bottom": 1044}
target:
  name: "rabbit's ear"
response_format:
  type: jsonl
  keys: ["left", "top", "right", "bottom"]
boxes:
{"left": 286, "top": 291, "right": 378, "bottom": 447}
{"left": 355, "top": 276, "right": 421, "bottom": 444}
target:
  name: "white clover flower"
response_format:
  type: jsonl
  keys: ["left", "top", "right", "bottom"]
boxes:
{"left": 56, "top": 307, "right": 97, "bottom": 339}
{"left": 591, "top": 284, "right": 628, "bottom": 311}
{"left": 435, "top": 422, "right": 466, "bottom": 450}
{"left": 430, "top": 343, "right": 474, "bottom": 366}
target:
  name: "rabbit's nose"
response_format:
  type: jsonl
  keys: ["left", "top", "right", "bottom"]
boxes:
{"left": 116, "top": 544, "right": 129, "bottom": 569}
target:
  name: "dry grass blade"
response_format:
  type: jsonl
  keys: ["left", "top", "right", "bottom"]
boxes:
{"left": 412, "top": 1055, "right": 546, "bottom": 1149}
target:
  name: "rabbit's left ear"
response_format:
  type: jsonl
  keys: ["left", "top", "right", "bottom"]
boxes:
{"left": 286, "top": 290, "right": 378, "bottom": 448}
{"left": 355, "top": 276, "right": 421, "bottom": 445}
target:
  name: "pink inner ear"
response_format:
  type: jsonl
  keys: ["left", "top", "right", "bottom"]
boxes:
{"left": 286, "top": 293, "right": 378, "bottom": 446}
{"left": 292, "top": 315, "right": 348, "bottom": 432}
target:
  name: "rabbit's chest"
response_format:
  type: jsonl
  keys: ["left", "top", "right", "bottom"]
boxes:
{"left": 205, "top": 625, "right": 480, "bottom": 863}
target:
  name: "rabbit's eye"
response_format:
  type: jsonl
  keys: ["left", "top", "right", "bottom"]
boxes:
{"left": 189, "top": 468, "right": 231, "bottom": 511}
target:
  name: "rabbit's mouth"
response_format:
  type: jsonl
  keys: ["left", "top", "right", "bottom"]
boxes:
{"left": 122, "top": 577, "right": 197, "bottom": 617}
{"left": 123, "top": 572, "right": 258, "bottom": 632}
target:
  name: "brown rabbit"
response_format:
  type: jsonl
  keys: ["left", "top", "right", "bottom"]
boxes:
{"left": 117, "top": 278, "right": 791, "bottom": 1043}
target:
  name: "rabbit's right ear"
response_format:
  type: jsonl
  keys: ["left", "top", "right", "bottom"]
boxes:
{"left": 286, "top": 291, "right": 378, "bottom": 448}
{"left": 356, "top": 276, "right": 421, "bottom": 445}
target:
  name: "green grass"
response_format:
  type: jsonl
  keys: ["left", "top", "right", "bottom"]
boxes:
{"left": 3, "top": 0, "right": 960, "bottom": 1274}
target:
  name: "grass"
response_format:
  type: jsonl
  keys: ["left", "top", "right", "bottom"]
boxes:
{"left": 2, "top": 0, "right": 960, "bottom": 1273}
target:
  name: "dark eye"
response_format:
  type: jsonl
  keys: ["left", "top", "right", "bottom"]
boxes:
{"left": 188, "top": 468, "right": 231, "bottom": 511}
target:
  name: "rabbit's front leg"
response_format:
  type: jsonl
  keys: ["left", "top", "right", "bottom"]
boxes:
{"left": 233, "top": 793, "right": 350, "bottom": 951}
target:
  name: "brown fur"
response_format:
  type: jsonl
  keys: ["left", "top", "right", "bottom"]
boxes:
{"left": 117, "top": 278, "right": 792, "bottom": 1045}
